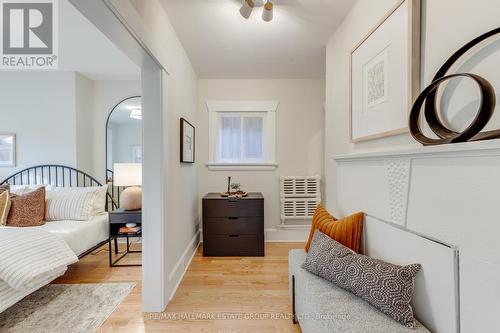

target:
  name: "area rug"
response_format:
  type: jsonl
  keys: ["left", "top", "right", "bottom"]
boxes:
{"left": 0, "top": 283, "right": 135, "bottom": 333}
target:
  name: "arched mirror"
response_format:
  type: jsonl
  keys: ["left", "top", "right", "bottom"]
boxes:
{"left": 106, "top": 96, "right": 142, "bottom": 208}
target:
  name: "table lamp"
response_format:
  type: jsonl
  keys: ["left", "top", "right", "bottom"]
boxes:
{"left": 113, "top": 163, "right": 142, "bottom": 211}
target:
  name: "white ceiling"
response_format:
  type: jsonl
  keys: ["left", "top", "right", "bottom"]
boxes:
{"left": 160, "top": 0, "right": 355, "bottom": 78}
{"left": 59, "top": 0, "right": 140, "bottom": 80}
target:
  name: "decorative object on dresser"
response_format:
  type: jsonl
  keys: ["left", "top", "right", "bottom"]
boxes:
{"left": 108, "top": 208, "right": 142, "bottom": 267}
{"left": 0, "top": 133, "right": 16, "bottom": 167}
{"left": 280, "top": 175, "right": 321, "bottom": 227}
{"left": 113, "top": 163, "right": 142, "bottom": 211}
{"left": 350, "top": 0, "right": 421, "bottom": 142}
{"left": 220, "top": 176, "right": 248, "bottom": 197}
{"left": 409, "top": 27, "right": 500, "bottom": 146}
{"left": 202, "top": 192, "right": 264, "bottom": 256}
{"left": 180, "top": 117, "right": 195, "bottom": 163}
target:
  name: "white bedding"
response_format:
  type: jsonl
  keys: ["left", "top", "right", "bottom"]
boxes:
{"left": 0, "top": 214, "right": 109, "bottom": 313}
{"left": 0, "top": 229, "right": 78, "bottom": 313}
{"left": 0, "top": 213, "right": 109, "bottom": 256}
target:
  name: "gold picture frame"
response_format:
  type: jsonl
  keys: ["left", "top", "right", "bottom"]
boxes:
{"left": 349, "top": 0, "right": 421, "bottom": 142}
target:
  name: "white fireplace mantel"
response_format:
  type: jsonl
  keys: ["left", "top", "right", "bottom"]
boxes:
{"left": 334, "top": 139, "right": 500, "bottom": 162}
{"left": 332, "top": 139, "right": 500, "bottom": 333}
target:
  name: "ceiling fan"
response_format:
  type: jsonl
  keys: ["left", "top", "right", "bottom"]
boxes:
{"left": 239, "top": 0, "right": 274, "bottom": 22}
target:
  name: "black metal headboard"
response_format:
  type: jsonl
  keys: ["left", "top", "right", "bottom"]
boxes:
{"left": 0, "top": 165, "right": 118, "bottom": 210}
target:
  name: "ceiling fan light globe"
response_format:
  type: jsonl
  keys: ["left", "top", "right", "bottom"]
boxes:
{"left": 262, "top": 1, "right": 273, "bottom": 22}
{"left": 239, "top": 0, "right": 254, "bottom": 19}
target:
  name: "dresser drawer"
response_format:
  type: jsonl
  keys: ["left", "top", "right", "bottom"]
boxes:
{"left": 203, "top": 199, "right": 263, "bottom": 217}
{"left": 203, "top": 234, "right": 264, "bottom": 256}
{"left": 204, "top": 217, "right": 263, "bottom": 235}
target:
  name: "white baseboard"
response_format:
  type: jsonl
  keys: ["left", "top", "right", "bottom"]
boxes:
{"left": 264, "top": 227, "right": 308, "bottom": 242}
{"left": 167, "top": 229, "right": 201, "bottom": 302}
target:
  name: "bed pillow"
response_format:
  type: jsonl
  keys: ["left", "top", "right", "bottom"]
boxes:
{"left": 0, "top": 190, "right": 11, "bottom": 226}
{"left": 303, "top": 230, "right": 421, "bottom": 328}
{"left": 305, "top": 205, "right": 364, "bottom": 253}
{"left": 6, "top": 187, "right": 46, "bottom": 227}
{"left": 91, "top": 185, "right": 108, "bottom": 216}
{"left": 0, "top": 184, "right": 10, "bottom": 194}
{"left": 46, "top": 187, "right": 105, "bottom": 221}
{"left": 10, "top": 184, "right": 53, "bottom": 196}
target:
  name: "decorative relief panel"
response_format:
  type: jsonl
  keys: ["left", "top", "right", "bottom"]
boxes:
{"left": 384, "top": 158, "right": 411, "bottom": 226}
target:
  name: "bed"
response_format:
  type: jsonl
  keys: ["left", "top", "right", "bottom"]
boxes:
{"left": 0, "top": 215, "right": 109, "bottom": 257}
{"left": 0, "top": 165, "right": 116, "bottom": 313}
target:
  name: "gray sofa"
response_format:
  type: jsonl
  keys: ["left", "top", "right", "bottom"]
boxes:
{"left": 288, "top": 249, "right": 431, "bottom": 333}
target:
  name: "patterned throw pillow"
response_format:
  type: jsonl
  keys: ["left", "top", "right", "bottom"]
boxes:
{"left": 6, "top": 187, "right": 46, "bottom": 227}
{"left": 302, "top": 230, "right": 421, "bottom": 328}
{"left": 305, "top": 205, "right": 363, "bottom": 253}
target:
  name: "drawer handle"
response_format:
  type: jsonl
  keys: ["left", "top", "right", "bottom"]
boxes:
{"left": 229, "top": 234, "right": 239, "bottom": 238}
{"left": 228, "top": 217, "right": 238, "bottom": 220}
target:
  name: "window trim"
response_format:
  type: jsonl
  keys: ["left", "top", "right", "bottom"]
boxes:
{"left": 206, "top": 100, "right": 279, "bottom": 170}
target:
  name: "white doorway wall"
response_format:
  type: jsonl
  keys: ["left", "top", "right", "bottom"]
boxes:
{"left": 70, "top": 0, "right": 170, "bottom": 311}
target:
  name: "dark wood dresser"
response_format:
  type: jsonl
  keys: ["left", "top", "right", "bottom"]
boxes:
{"left": 202, "top": 192, "right": 264, "bottom": 256}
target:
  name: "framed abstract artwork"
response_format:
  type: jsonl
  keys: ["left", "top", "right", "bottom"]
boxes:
{"left": 180, "top": 118, "right": 195, "bottom": 163}
{"left": 0, "top": 133, "right": 16, "bottom": 167}
{"left": 350, "top": 0, "right": 421, "bottom": 142}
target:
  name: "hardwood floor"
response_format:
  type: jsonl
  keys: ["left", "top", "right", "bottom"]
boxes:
{"left": 53, "top": 242, "right": 304, "bottom": 333}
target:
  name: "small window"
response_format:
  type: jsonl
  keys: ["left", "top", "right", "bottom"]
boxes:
{"left": 207, "top": 101, "right": 278, "bottom": 170}
{"left": 218, "top": 114, "right": 264, "bottom": 162}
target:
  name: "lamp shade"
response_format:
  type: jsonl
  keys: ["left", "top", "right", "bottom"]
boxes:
{"left": 113, "top": 163, "right": 142, "bottom": 186}
{"left": 262, "top": 1, "right": 273, "bottom": 22}
{"left": 240, "top": 0, "right": 254, "bottom": 19}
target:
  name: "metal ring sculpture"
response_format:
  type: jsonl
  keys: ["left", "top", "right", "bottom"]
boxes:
{"left": 409, "top": 27, "right": 500, "bottom": 145}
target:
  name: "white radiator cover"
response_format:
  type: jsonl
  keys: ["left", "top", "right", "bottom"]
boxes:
{"left": 280, "top": 176, "right": 320, "bottom": 223}
{"left": 334, "top": 140, "right": 500, "bottom": 333}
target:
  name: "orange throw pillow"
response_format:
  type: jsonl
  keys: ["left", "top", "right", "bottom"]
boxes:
{"left": 305, "top": 205, "right": 363, "bottom": 253}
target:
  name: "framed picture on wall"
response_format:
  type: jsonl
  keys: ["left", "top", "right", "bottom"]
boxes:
{"left": 180, "top": 118, "right": 195, "bottom": 163}
{"left": 131, "top": 144, "right": 142, "bottom": 163}
{"left": 350, "top": 0, "right": 421, "bottom": 142}
{"left": 0, "top": 133, "right": 16, "bottom": 167}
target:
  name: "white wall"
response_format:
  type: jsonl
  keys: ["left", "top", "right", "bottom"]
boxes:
{"left": 75, "top": 73, "right": 95, "bottom": 174}
{"left": 109, "top": 0, "right": 199, "bottom": 311}
{"left": 0, "top": 72, "right": 77, "bottom": 181}
{"left": 198, "top": 79, "right": 325, "bottom": 240}
{"left": 0, "top": 71, "right": 140, "bottom": 182}
{"left": 324, "top": 0, "right": 500, "bottom": 213}
{"left": 325, "top": 1, "right": 500, "bottom": 331}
